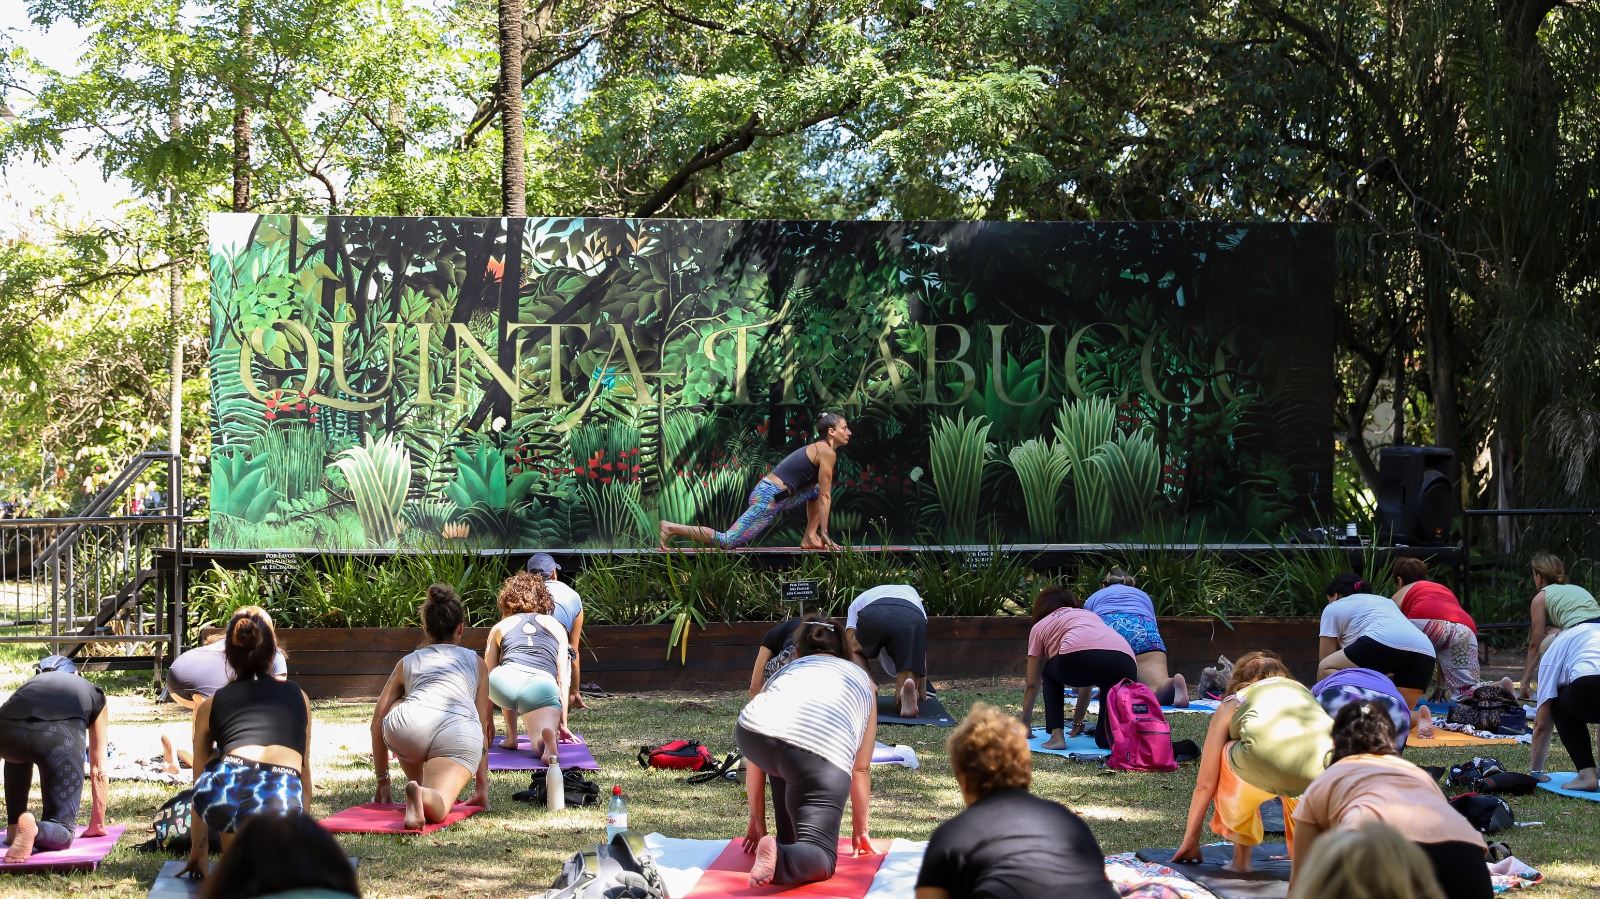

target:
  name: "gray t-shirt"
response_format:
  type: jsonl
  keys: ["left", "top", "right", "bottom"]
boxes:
{"left": 166, "top": 640, "right": 288, "bottom": 700}
{"left": 547, "top": 580, "right": 583, "bottom": 634}
{"left": 399, "top": 643, "right": 481, "bottom": 719}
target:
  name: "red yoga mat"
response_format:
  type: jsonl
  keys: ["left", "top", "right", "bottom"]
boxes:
{"left": 684, "top": 838, "right": 892, "bottom": 898}
{"left": 321, "top": 802, "right": 482, "bottom": 834}
{"left": 0, "top": 825, "right": 125, "bottom": 874}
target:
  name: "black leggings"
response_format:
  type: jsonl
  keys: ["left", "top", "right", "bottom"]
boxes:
{"left": 854, "top": 599, "right": 928, "bottom": 678}
{"left": 735, "top": 724, "right": 853, "bottom": 885}
{"left": 1551, "top": 674, "right": 1600, "bottom": 771}
{"left": 0, "top": 718, "right": 86, "bottom": 851}
{"left": 1043, "top": 650, "right": 1138, "bottom": 749}
{"left": 1416, "top": 839, "right": 1493, "bottom": 899}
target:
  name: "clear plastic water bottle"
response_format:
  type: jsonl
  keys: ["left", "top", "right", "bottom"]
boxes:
{"left": 605, "top": 785, "right": 627, "bottom": 839}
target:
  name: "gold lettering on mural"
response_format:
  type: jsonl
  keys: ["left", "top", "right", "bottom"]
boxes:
{"left": 989, "top": 324, "right": 1054, "bottom": 407}
{"left": 921, "top": 324, "right": 976, "bottom": 406}
{"left": 1139, "top": 324, "right": 1206, "bottom": 408}
{"left": 1062, "top": 322, "right": 1130, "bottom": 403}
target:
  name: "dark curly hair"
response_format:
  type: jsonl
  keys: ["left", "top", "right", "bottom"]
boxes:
{"left": 1330, "top": 700, "right": 1399, "bottom": 763}
{"left": 497, "top": 571, "right": 553, "bottom": 616}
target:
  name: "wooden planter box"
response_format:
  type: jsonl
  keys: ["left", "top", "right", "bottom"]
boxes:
{"left": 266, "top": 616, "right": 1322, "bottom": 700}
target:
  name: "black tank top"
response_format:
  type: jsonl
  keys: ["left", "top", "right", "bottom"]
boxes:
{"left": 209, "top": 676, "right": 308, "bottom": 757}
{"left": 769, "top": 444, "right": 821, "bottom": 494}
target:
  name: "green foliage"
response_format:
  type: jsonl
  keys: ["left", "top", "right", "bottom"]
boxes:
{"left": 1007, "top": 439, "right": 1070, "bottom": 542}
{"left": 443, "top": 442, "right": 540, "bottom": 541}
{"left": 210, "top": 448, "right": 280, "bottom": 524}
{"left": 252, "top": 426, "right": 328, "bottom": 502}
{"left": 333, "top": 434, "right": 411, "bottom": 546}
{"left": 928, "top": 413, "right": 991, "bottom": 543}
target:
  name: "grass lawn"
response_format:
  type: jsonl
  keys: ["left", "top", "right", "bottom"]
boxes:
{"left": 0, "top": 669, "right": 1593, "bottom": 897}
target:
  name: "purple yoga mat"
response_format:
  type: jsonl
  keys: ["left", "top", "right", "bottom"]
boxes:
{"left": 486, "top": 733, "right": 599, "bottom": 771}
{"left": 0, "top": 825, "right": 125, "bottom": 874}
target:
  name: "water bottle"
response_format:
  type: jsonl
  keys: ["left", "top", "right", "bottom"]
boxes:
{"left": 546, "top": 759, "right": 565, "bottom": 811}
{"left": 606, "top": 785, "right": 628, "bottom": 839}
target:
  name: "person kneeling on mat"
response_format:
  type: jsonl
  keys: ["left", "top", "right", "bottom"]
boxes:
{"left": 1085, "top": 567, "right": 1188, "bottom": 707}
{"left": 371, "top": 585, "right": 491, "bottom": 830}
{"left": 1173, "top": 651, "right": 1331, "bottom": 873}
{"left": 182, "top": 607, "right": 313, "bottom": 879}
{"left": 1529, "top": 619, "right": 1600, "bottom": 789}
{"left": 200, "top": 810, "right": 360, "bottom": 899}
{"left": 0, "top": 655, "right": 109, "bottom": 863}
{"left": 1317, "top": 573, "right": 1436, "bottom": 715}
{"left": 485, "top": 571, "right": 573, "bottom": 760}
{"left": 846, "top": 584, "right": 930, "bottom": 718}
{"left": 1291, "top": 701, "right": 1492, "bottom": 899}
{"left": 915, "top": 703, "right": 1119, "bottom": 899}
{"left": 737, "top": 614, "right": 878, "bottom": 887}
{"left": 1020, "top": 586, "right": 1137, "bottom": 751}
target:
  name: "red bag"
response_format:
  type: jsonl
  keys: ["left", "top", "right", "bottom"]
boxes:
{"left": 638, "top": 740, "right": 715, "bottom": 771}
{"left": 1103, "top": 679, "right": 1179, "bottom": 772}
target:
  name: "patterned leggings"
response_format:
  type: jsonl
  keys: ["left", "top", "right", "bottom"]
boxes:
{"left": 714, "top": 480, "right": 819, "bottom": 548}
{"left": 0, "top": 718, "right": 85, "bottom": 851}
{"left": 1412, "top": 618, "right": 1480, "bottom": 700}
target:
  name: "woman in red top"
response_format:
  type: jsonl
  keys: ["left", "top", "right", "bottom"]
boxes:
{"left": 1391, "top": 558, "right": 1506, "bottom": 702}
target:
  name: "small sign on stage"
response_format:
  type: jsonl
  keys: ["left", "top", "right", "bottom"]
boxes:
{"left": 961, "top": 548, "right": 995, "bottom": 570}
{"left": 781, "top": 580, "right": 820, "bottom": 604}
{"left": 258, "top": 552, "right": 300, "bottom": 574}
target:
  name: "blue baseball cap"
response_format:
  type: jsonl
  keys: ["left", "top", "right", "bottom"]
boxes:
{"left": 526, "top": 552, "right": 561, "bottom": 576}
{"left": 35, "top": 654, "right": 77, "bottom": 675}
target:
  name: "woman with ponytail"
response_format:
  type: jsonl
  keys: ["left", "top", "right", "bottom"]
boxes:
{"left": 737, "top": 614, "right": 879, "bottom": 888}
{"left": 370, "top": 585, "right": 491, "bottom": 830}
{"left": 1317, "top": 572, "right": 1436, "bottom": 713}
{"left": 1290, "top": 702, "right": 1491, "bottom": 899}
{"left": 181, "top": 607, "right": 312, "bottom": 880}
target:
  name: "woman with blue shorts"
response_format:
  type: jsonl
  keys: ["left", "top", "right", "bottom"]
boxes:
{"left": 180, "top": 607, "right": 312, "bottom": 880}
{"left": 485, "top": 572, "right": 572, "bottom": 763}
{"left": 1084, "top": 568, "right": 1188, "bottom": 707}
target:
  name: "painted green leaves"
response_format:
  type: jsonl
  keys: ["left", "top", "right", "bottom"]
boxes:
{"left": 334, "top": 435, "right": 411, "bottom": 546}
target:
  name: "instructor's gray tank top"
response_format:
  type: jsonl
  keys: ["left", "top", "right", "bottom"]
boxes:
{"left": 400, "top": 643, "right": 480, "bottom": 718}
{"left": 497, "top": 613, "right": 562, "bottom": 678}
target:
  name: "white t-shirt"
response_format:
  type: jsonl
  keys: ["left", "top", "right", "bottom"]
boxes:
{"left": 1536, "top": 622, "right": 1600, "bottom": 707}
{"left": 1319, "top": 594, "right": 1435, "bottom": 656}
{"left": 845, "top": 584, "right": 926, "bottom": 631}
{"left": 738, "top": 654, "right": 874, "bottom": 774}
{"left": 547, "top": 580, "right": 583, "bottom": 635}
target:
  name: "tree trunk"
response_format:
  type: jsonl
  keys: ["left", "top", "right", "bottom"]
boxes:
{"left": 231, "top": 0, "right": 252, "bottom": 212}
{"left": 499, "top": 0, "right": 526, "bottom": 217}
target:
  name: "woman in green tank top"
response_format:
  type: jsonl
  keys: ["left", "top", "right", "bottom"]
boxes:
{"left": 1519, "top": 552, "right": 1600, "bottom": 700}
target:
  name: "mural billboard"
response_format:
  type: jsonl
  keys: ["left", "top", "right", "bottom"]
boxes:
{"left": 207, "top": 215, "right": 1334, "bottom": 549}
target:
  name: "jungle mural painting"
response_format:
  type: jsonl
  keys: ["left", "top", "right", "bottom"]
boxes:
{"left": 207, "top": 215, "right": 1334, "bottom": 549}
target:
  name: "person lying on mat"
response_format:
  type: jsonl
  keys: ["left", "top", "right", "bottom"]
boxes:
{"left": 846, "top": 584, "right": 930, "bottom": 718}
{"left": 1020, "top": 586, "right": 1137, "bottom": 751}
{"left": 1528, "top": 619, "right": 1600, "bottom": 789}
{"left": 750, "top": 618, "right": 802, "bottom": 697}
{"left": 1288, "top": 821, "right": 1445, "bottom": 899}
{"left": 370, "top": 585, "right": 491, "bottom": 830}
{"left": 1085, "top": 567, "right": 1188, "bottom": 707}
{"left": 485, "top": 571, "right": 573, "bottom": 759}
{"left": 181, "top": 607, "right": 312, "bottom": 879}
{"left": 738, "top": 614, "right": 878, "bottom": 887}
{"left": 1317, "top": 573, "right": 1436, "bottom": 713}
{"left": 1172, "top": 651, "right": 1331, "bottom": 873}
{"left": 0, "top": 655, "right": 109, "bottom": 864}
{"left": 915, "top": 703, "right": 1119, "bottom": 899}
{"left": 659, "top": 411, "right": 851, "bottom": 551}
{"left": 526, "top": 552, "right": 588, "bottom": 710}
{"left": 1518, "top": 551, "right": 1600, "bottom": 701}
{"left": 200, "top": 811, "right": 359, "bottom": 899}
{"left": 1311, "top": 667, "right": 1419, "bottom": 748}
{"left": 1290, "top": 702, "right": 1492, "bottom": 899}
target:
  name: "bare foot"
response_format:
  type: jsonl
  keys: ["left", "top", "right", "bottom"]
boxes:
{"left": 1566, "top": 769, "right": 1600, "bottom": 791}
{"left": 748, "top": 834, "right": 779, "bottom": 887}
{"left": 897, "top": 677, "right": 920, "bottom": 718}
{"left": 1171, "top": 673, "right": 1190, "bottom": 708}
{"left": 403, "top": 781, "right": 426, "bottom": 831}
{"left": 161, "top": 734, "right": 182, "bottom": 776}
{"left": 1040, "top": 730, "right": 1068, "bottom": 750}
{"left": 500, "top": 734, "right": 521, "bottom": 750}
{"left": 1500, "top": 677, "right": 1516, "bottom": 696}
{"left": 1222, "top": 842, "right": 1253, "bottom": 874}
{"left": 1416, "top": 717, "right": 1435, "bottom": 739}
{"left": 4, "top": 813, "right": 37, "bottom": 864}
{"left": 658, "top": 521, "right": 673, "bottom": 550}
{"left": 799, "top": 536, "right": 824, "bottom": 550}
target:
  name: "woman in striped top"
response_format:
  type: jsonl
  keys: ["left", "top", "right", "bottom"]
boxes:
{"left": 736, "top": 614, "right": 879, "bottom": 887}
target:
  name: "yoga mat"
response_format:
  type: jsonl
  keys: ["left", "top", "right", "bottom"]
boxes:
{"left": 682, "top": 837, "right": 892, "bottom": 898}
{"left": 0, "top": 825, "right": 125, "bottom": 874}
{"left": 1536, "top": 772, "right": 1600, "bottom": 801}
{"left": 321, "top": 801, "right": 482, "bottom": 834}
{"left": 148, "top": 856, "right": 358, "bottom": 898}
{"left": 1027, "top": 727, "right": 1109, "bottom": 760}
{"left": 1105, "top": 855, "right": 1217, "bottom": 899}
{"left": 486, "top": 733, "right": 599, "bottom": 771}
{"left": 870, "top": 742, "right": 920, "bottom": 768}
{"left": 1136, "top": 843, "right": 1292, "bottom": 899}
{"left": 1260, "top": 798, "right": 1285, "bottom": 834}
{"left": 876, "top": 694, "right": 954, "bottom": 727}
{"left": 1066, "top": 691, "right": 1216, "bottom": 715}
{"left": 644, "top": 834, "right": 926, "bottom": 899}
{"left": 1409, "top": 729, "right": 1519, "bottom": 747}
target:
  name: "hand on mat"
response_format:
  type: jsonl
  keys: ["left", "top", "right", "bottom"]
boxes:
{"left": 851, "top": 833, "right": 879, "bottom": 857}
{"left": 558, "top": 724, "right": 576, "bottom": 743}
{"left": 1068, "top": 721, "right": 1085, "bottom": 738}
{"left": 742, "top": 819, "right": 767, "bottom": 854}
{"left": 375, "top": 777, "right": 393, "bottom": 805}
{"left": 468, "top": 787, "right": 489, "bottom": 810}
{"left": 178, "top": 854, "right": 208, "bottom": 879}
{"left": 83, "top": 821, "right": 107, "bottom": 839}
{"left": 1170, "top": 838, "right": 1203, "bottom": 864}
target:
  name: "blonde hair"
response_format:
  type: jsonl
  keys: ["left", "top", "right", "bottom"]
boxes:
{"left": 1103, "top": 566, "right": 1137, "bottom": 588}
{"left": 497, "top": 571, "right": 553, "bottom": 616}
{"left": 1531, "top": 551, "right": 1568, "bottom": 585}
{"left": 947, "top": 703, "right": 1031, "bottom": 798}
{"left": 1288, "top": 821, "right": 1445, "bottom": 899}
{"left": 1225, "top": 650, "right": 1291, "bottom": 696}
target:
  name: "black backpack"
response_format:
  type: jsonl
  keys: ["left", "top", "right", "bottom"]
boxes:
{"left": 1448, "top": 793, "right": 1515, "bottom": 834}
{"left": 541, "top": 830, "right": 666, "bottom": 898}
{"left": 137, "top": 789, "right": 222, "bottom": 855}
{"left": 1447, "top": 757, "right": 1539, "bottom": 795}
{"left": 1448, "top": 685, "right": 1525, "bottom": 734}
{"left": 516, "top": 768, "right": 601, "bottom": 807}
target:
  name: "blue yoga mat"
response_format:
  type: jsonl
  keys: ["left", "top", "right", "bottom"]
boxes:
{"left": 1027, "top": 726, "right": 1109, "bottom": 759}
{"left": 1537, "top": 772, "right": 1600, "bottom": 801}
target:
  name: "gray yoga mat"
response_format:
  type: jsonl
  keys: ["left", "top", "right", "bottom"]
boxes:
{"left": 1135, "top": 842, "right": 1291, "bottom": 899}
{"left": 876, "top": 693, "right": 955, "bottom": 726}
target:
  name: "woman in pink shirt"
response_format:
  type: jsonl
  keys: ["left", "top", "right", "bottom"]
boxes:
{"left": 1020, "top": 587, "right": 1137, "bottom": 751}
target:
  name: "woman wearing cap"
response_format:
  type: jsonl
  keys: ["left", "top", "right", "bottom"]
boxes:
{"left": 660, "top": 412, "right": 851, "bottom": 551}
{"left": 0, "top": 655, "right": 109, "bottom": 863}
{"left": 1317, "top": 573, "right": 1436, "bottom": 712}
{"left": 485, "top": 572, "right": 572, "bottom": 761}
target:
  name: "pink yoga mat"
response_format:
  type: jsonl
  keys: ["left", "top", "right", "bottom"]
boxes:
{"left": 486, "top": 734, "right": 599, "bottom": 771}
{"left": 683, "top": 838, "right": 891, "bottom": 898}
{"left": 0, "top": 825, "right": 125, "bottom": 874}
{"left": 321, "top": 802, "right": 482, "bottom": 834}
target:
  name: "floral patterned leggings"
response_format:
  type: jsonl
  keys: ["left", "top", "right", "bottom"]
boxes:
{"left": 1412, "top": 618, "right": 1480, "bottom": 700}
{"left": 713, "top": 480, "right": 819, "bottom": 548}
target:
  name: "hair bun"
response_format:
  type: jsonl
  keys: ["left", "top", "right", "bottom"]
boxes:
{"left": 231, "top": 618, "right": 261, "bottom": 650}
{"left": 427, "top": 583, "right": 457, "bottom": 604}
